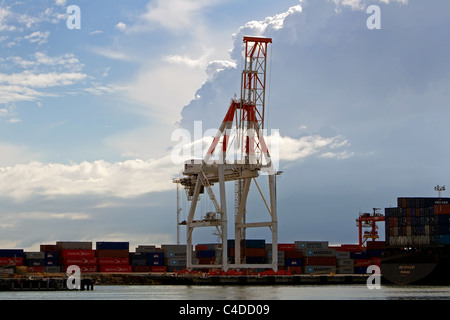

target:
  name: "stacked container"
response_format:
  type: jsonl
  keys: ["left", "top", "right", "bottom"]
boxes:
{"left": 228, "top": 240, "right": 266, "bottom": 264}
{"left": 162, "top": 244, "right": 191, "bottom": 272}
{"left": 0, "top": 249, "right": 24, "bottom": 267}
{"left": 57, "top": 241, "right": 96, "bottom": 273}
{"left": 334, "top": 249, "right": 354, "bottom": 274}
{"left": 295, "top": 241, "right": 336, "bottom": 274}
{"left": 24, "top": 252, "right": 46, "bottom": 273}
{"left": 386, "top": 197, "right": 450, "bottom": 246}
{"left": 40, "top": 244, "right": 60, "bottom": 273}
{"left": 195, "top": 243, "right": 217, "bottom": 266}
{"left": 96, "top": 242, "right": 131, "bottom": 273}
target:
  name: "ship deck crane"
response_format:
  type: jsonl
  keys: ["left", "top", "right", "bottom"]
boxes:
{"left": 175, "top": 36, "right": 280, "bottom": 272}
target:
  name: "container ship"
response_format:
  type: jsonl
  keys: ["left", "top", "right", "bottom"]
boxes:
{"left": 381, "top": 197, "right": 450, "bottom": 285}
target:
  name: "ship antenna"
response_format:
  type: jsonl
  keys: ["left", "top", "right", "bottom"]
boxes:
{"left": 434, "top": 185, "right": 446, "bottom": 198}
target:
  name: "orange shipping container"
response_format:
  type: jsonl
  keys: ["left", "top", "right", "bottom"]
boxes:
{"left": 434, "top": 205, "right": 450, "bottom": 215}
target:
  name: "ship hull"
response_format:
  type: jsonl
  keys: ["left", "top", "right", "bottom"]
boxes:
{"left": 381, "top": 247, "right": 450, "bottom": 285}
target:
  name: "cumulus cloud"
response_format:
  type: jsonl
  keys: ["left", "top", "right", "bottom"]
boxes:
{"left": 0, "top": 158, "right": 179, "bottom": 202}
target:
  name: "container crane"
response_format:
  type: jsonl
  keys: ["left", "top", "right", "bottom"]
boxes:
{"left": 175, "top": 36, "right": 280, "bottom": 271}
{"left": 356, "top": 208, "right": 385, "bottom": 249}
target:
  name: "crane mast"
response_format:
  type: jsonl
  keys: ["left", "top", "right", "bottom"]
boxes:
{"left": 176, "top": 36, "right": 279, "bottom": 272}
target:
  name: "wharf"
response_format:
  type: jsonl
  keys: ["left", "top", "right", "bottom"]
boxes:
{"left": 148, "top": 273, "right": 372, "bottom": 286}
{"left": 0, "top": 276, "right": 94, "bottom": 291}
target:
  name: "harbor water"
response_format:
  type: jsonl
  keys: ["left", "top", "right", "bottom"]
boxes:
{"left": 1, "top": 284, "right": 450, "bottom": 300}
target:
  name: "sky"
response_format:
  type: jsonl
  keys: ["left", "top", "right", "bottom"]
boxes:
{"left": 0, "top": 0, "right": 449, "bottom": 251}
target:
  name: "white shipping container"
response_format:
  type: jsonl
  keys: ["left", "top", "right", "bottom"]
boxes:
{"left": 336, "top": 259, "right": 354, "bottom": 267}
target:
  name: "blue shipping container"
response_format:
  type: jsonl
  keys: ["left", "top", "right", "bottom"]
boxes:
{"left": 148, "top": 259, "right": 164, "bottom": 266}
{"left": 96, "top": 242, "right": 129, "bottom": 250}
{"left": 0, "top": 249, "right": 24, "bottom": 258}
{"left": 196, "top": 250, "right": 215, "bottom": 258}
{"left": 45, "top": 258, "right": 59, "bottom": 266}
{"left": 435, "top": 235, "right": 450, "bottom": 245}
{"left": 350, "top": 252, "right": 368, "bottom": 259}
{"left": 285, "top": 258, "right": 303, "bottom": 267}
{"left": 25, "top": 259, "right": 45, "bottom": 266}
{"left": 245, "top": 257, "right": 266, "bottom": 264}
{"left": 147, "top": 252, "right": 164, "bottom": 260}
{"left": 45, "top": 252, "right": 58, "bottom": 259}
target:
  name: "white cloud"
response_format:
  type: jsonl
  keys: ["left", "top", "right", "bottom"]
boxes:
{"left": 24, "top": 31, "right": 50, "bottom": 45}
{"left": 0, "top": 158, "right": 179, "bottom": 201}
{"left": 141, "top": 0, "right": 219, "bottom": 32}
{"left": 55, "top": 0, "right": 67, "bottom": 6}
{"left": 115, "top": 22, "right": 127, "bottom": 31}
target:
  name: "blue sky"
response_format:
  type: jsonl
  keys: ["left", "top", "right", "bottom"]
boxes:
{"left": 0, "top": 0, "right": 449, "bottom": 251}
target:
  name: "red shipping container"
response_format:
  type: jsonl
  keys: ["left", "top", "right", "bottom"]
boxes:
{"left": 338, "top": 245, "right": 360, "bottom": 252}
{"left": 366, "top": 241, "right": 385, "bottom": 250}
{"left": 97, "top": 257, "right": 129, "bottom": 265}
{"left": 96, "top": 249, "right": 129, "bottom": 258}
{"left": 132, "top": 266, "right": 150, "bottom": 272}
{"left": 354, "top": 259, "right": 372, "bottom": 267}
{"left": 195, "top": 244, "right": 208, "bottom": 251}
{"left": 61, "top": 250, "right": 95, "bottom": 258}
{"left": 285, "top": 250, "right": 302, "bottom": 259}
{"left": 303, "top": 257, "right": 336, "bottom": 266}
{"left": 99, "top": 265, "right": 132, "bottom": 273}
{"left": 370, "top": 258, "right": 381, "bottom": 266}
{"left": 286, "top": 266, "right": 302, "bottom": 274}
{"left": 244, "top": 248, "right": 266, "bottom": 257}
{"left": 150, "top": 266, "right": 167, "bottom": 273}
{"left": 27, "top": 266, "right": 45, "bottom": 273}
{"left": 278, "top": 244, "right": 295, "bottom": 251}
{"left": 0, "top": 257, "right": 23, "bottom": 266}
{"left": 64, "top": 265, "right": 97, "bottom": 273}
{"left": 198, "top": 257, "right": 215, "bottom": 265}
{"left": 61, "top": 257, "right": 97, "bottom": 265}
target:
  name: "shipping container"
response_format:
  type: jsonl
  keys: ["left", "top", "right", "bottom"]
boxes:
{"left": 285, "top": 258, "right": 303, "bottom": 266}
{"left": 96, "top": 249, "right": 129, "bottom": 258}
{"left": 284, "top": 250, "right": 302, "bottom": 259}
{"left": 243, "top": 248, "right": 266, "bottom": 257}
{"left": 303, "top": 257, "right": 336, "bottom": 266}
{"left": 45, "top": 266, "right": 62, "bottom": 273}
{"left": 278, "top": 243, "right": 295, "bottom": 251}
{"left": 366, "top": 241, "right": 385, "bottom": 250}
{"left": 304, "top": 266, "right": 336, "bottom": 274}
{"left": 132, "top": 266, "right": 150, "bottom": 272}
{"left": 286, "top": 266, "right": 302, "bottom": 274}
{"left": 63, "top": 265, "right": 97, "bottom": 273}
{"left": 45, "top": 258, "right": 58, "bottom": 266}
{"left": 25, "top": 259, "right": 45, "bottom": 266}
{"left": 0, "top": 257, "right": 23, "bottom": 266}
{"left": 147, "top": 252, "right": 164, "bottom": 260}
{"left": 302, "top": 248, "right": 336, "bottom": 257}
{"left": 40, "top": 244, "right": 58, "bottom": 252}
{"left": 294, "top": 241, "right": 328, "bottom": 250}
{"left": 336, "top": 251, "right": 350, "bottom": 259}
{"left": 336, "top": 259, "right": 354, "bottom": 267}
{"left": 135, "top": 245, "right": 158, "bottom": 253}
{"left": 61, "top": 257, "right": 97, "bottom": 265}
{"left": 150, "top": 266, "right": 167, "bottom": 273}
{"left": 99, "top": 265, "right": 132, "bottom": 273}
{"left": 56, "top": 241, "right": 92, "bottom": 250}
{"left": 60, "top": 250, "right": 95, "bottom": 258}
{"left": 245, "top": 257, "right": 266, "bottom": 264}
{"left": 97, "top": 257, "right": 129, "bottom": 265}
{"left": 196, "top": 250, "right": 215, "bottom": 258}
{"left": 148, "top": 259, "right": 165, "bottom": 266}
{"left": 45, "top": 252, "right": 58, "bottom": 259}
{"left": 337, "top": 266, "right": 354, "bottom": 274}
{"left": 96, "top": 241, "right": 129, "bottom": 250}
{"left": 27, "top": 266, "right": 45, "bottom": 273}
{"left": 337, "top": 245, "right": 360, "bottom": 252}
{"left": 0, "top": 249, "right": 24, "bottom": 258}
{"left": 25, "top": 252, "right": 45, "bottom": 260}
